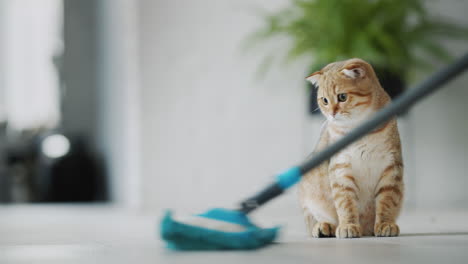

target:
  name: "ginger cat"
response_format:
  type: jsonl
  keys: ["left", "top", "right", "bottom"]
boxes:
{"left": 299, "top": 58, "right": 403, "bottom": 238}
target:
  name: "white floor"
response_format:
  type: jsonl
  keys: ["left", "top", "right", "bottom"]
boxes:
{"left": 1, "top": 205, "right": 468, "bottom": 264}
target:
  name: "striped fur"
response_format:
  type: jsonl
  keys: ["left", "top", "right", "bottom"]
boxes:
{"left": 299, "top": 58, "right": 404, "bottom": 238}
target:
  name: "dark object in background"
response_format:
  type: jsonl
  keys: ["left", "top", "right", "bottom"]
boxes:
{"left": 0, "top": 123, "right": 8, "bottom": 203}
{"left": 5, "top": 130, "right": 42, "bottom": 202}
{"left": 4, "top": 132, "right": 107, "bottom": 203}
{"left": 308, "top": 68, "right": 406, "bottom": 115}
{"left": 42, "top": 137, "right": 106, "bottom": 202}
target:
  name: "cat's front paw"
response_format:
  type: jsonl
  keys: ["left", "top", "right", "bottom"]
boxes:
{"left": 374, "top": 222, "right": 399, "bottom": 237}
{"left": 336, "top": 224, "right": 361, "bottom": 239}
{"left": 312, "top": 222, "right": 336, "bottom": 238}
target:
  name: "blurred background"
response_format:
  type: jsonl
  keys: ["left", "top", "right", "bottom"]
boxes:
{"left": 0, "top": 0, "right": 467, "bottom": 216}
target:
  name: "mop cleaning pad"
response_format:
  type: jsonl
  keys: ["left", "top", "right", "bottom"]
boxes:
{"left": 161, "top": 208, "right": 279, "bottom": 250}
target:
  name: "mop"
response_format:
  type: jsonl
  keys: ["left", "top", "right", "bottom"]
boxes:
{"left": 160, "top": 53, "right": 468, "bottom": 250}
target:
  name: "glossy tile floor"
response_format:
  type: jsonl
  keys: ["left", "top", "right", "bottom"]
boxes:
{"left": 1, "top": 205, "right": 468, "bottom": 264}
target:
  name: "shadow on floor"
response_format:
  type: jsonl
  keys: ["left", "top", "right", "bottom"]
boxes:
{"left": 401, "top": 232, "right": 468, "bottom": 237}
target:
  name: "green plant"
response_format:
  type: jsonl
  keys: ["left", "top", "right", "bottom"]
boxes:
{"left": 248, "top": 0, "right": 468, "bottom": 79}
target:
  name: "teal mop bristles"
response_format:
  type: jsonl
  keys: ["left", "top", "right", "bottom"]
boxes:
{"left": 161, "top": 209, "right": 279, "bottom": 250}
{"left": 160, "top": 168, "right": 301, "bottom": 250}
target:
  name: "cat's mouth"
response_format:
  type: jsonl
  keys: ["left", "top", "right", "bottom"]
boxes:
{"left": 329, "top": 112, "right": 351, "bottom": 122}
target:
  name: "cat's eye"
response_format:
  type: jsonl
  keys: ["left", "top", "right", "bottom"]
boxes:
{"left": 338, "top": 93, "right": 348, "bottom": 102}
{"left": 322, "top": 97, "right": 329, "bottom": 105}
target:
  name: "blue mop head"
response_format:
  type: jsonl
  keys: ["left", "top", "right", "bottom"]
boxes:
{"left": 160, "top": 208, "right": 280, "bottom": 250}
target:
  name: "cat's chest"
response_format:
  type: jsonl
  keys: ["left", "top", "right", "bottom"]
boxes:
{"left": 348, "top": 140, "right": 389, "bottom": 176}
{"left": 333, "top": 136, "right": 391, "bottom": 189}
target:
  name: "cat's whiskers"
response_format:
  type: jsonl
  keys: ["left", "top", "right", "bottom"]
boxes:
{"left": 311, "top": 106, "right": 320, "bottom": 113}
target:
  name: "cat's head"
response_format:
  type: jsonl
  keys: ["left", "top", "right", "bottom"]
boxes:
{"left": 306, "top": 58, "right": 383, "bottom": 124}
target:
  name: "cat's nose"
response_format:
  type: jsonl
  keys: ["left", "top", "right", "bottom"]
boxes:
{"left": 332, "top": 106, "right": 339, "bottom": 116}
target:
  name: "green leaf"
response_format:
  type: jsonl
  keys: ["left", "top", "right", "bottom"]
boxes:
{"left": 245, "top": 0, "right": 468, "bottom": 80}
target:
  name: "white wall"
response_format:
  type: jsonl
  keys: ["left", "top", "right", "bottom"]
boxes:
{"left": 135, "top": 0, "right": 468, "bottom": 213}
{"left": 411, "top": 73, "right": 468, "bottom": 208}
{"left": 95, "top": 0, "right": 141, "bottom": 207}
{"left": 409, "top": 0, "right": 468, "bottom": 208}
{"left": 138, "top": 0, "right": 308, "bottom": 213}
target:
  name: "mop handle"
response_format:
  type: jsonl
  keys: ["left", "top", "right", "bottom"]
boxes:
{"left": 240, "top": 53, "right": 468, "bottom": 214}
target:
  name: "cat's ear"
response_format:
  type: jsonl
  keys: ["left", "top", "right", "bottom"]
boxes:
{"left": 306, "top": 71, "right": 322, "bottom": 86}
{"left": 341, "top": 64, "right": 366, "bottom": 79}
